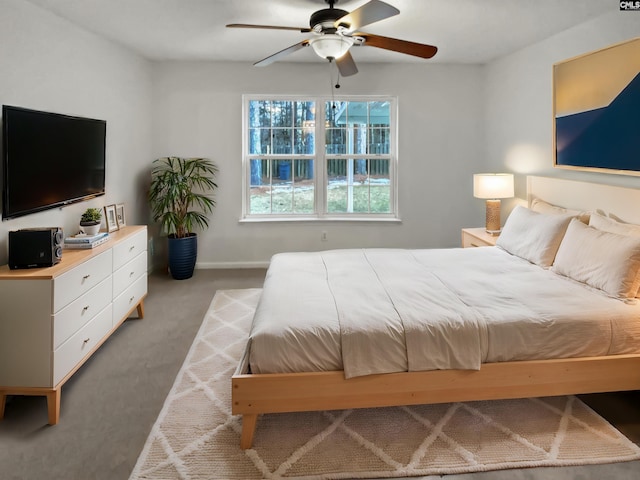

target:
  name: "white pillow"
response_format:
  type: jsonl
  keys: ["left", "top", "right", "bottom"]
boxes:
{"left": 552, "top": 219, "right": 640, "bottom": 300}
{"left": 589, "top": 212, "right": 640, "bottom": 298}
{"left": 589, "top": 211, "right": 640, "bottom": 237}
{"left": 530, "top": 198, "right": 590, "bottom": 224}
{"left": 496, "top": 206, "right": 573, "bottom": 268}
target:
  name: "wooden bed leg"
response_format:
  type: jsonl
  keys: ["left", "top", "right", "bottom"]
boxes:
{"left": 136, "top": 300, "right": 145, "bottom": 319}
{"left": 46, "top": 389, "right": 61, "bottom": 425}
{"left": 0, "top": 392, "right": 6, "bottom": 420}
{"left": 240, "top": 414, "right": 258, "bottom": 450}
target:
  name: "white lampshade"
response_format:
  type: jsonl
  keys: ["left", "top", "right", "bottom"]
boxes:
{"left": 473, "top": 173, "right": 514, "bottom": 199}
{"left": 309, "top": 34, "right": 353, "bottom": 59}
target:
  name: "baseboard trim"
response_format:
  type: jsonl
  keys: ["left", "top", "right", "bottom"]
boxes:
{"left": 195, "top": 261, "right": 270, "bottom": 270}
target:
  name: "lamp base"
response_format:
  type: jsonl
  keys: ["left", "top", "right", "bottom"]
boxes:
{"left": 485, "top": 199, "right": 502, "bottom": 235}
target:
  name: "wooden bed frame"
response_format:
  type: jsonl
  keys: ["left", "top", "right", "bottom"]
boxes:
{"left": 232, "top": 176, "right": 640, "bottom": 449}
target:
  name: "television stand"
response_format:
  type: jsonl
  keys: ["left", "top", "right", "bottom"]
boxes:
{"left": 0, "top": 226, "right": 147, "bottom": 424}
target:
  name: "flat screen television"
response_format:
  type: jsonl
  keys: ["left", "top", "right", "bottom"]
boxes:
{"left": 2, "top": 105, "right": 106, "bottom": 220}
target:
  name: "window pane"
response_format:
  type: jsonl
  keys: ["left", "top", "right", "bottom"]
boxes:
{"left": 347, "top": 101, "right": 368, "bottom": 123}
{"left": 369, "top": 158, "right": 389, "bottom": 178}
{"left": 370, "top": 185, "right": 391, "bottom": 213}
{"left": 294, "top": 128, "right": 314, "bottom": 155}
{"left": 352, "top": 184, "right": 370, "bottom": 213}
{"left": 294, "top": 101, "right": 315, "bottom": 127}
{"left": 325, "top": 101, "right": 346, "bottom": 127}
{"left": 272, "top": 100, "right": 292, "bottom": 127}
{"left": 272, "top": 183, "right": 293, "bottom": 213}
{"left": 369, "top": 127, "right": 390, "bottom": 154}
{"left": 350, "top": 124, "right": 367, "bottom": 155}
{"left": 293, "top": 159, "right": 314, "bottom": 214}
{"left": 371, "top": 159, "right": 390, "bottom": 213}
{"left": 327, "top": 184, "right": 347, "bottom": 213}
{"left": 349, "top": 159, "right": 368, "bottom": 213}
{"left": 274, "top": 159, "right": 292, "bottom": 182}
{"left": 249, "top": 128, "right": 271, "bottom": 154}
{"left": 250, "top": 185, "right": 272, "bottom": 214}
{"left": 249, "top": 159, "right": 265, "bottom": 187}
{"left": 272, "top": 129, "right": 292, "bottom": 154}
{"left": 326, "top": 128, "right": 346, "bottom": 154}
{"left": 327, "top": 159, "right": 347, "bottom": 213}
{"left": 249, "top": 100, "right": 271, "bottom": 128}
{"left": 370, "top": 101, "right": 390, "bottom": 126}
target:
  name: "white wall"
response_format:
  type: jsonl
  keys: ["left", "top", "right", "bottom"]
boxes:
{"left": 0, "top": 0, "right": 153, "bottom": 265}
{"left": 5, "top": 2, "right": 637, "bottom": 270}
{"left": 151, "top": 61, "right": 484, "bottom": 268}
{"left": 484, "top": 11, "right": 640, "bottom": 213}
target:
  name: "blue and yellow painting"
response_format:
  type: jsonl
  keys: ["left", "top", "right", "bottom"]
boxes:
{"left": 554, "top": 38, "right": 640, "bottom": 175}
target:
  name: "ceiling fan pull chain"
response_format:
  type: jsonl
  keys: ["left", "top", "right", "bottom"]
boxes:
{"left": 328, "top": 58, "right": 340, "bottom": 110}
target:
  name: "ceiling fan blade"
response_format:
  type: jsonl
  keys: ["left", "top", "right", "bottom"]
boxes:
{"left": 358, "top": 33, "right": 438, "bottom": 59}
{"left": 254, "top": 40, "right": 310, "bottom": 67}
{"left": 226, "top": 23, "right": 311, "bottom": 33}
{"left": 335, "top": 0, "right": 399, "bottom": 32}
{"left": 336, "top": 51, "right": 358, "bottom": 77}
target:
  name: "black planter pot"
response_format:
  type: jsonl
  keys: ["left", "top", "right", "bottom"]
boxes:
{"left": 168, "top": 233, "right": 197, "bottom": 280}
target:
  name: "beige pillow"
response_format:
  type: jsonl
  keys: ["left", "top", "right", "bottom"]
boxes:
{"left": 552, "top": 219, "right": 640, "bottom": 300}
{"left": 530, "top": 198, "right": 590, "bottom": 224}
{"left": 589, "top": 211, "right": 640, "bottom": 236}
{"left": 496, "top": 206, "right": 573, "bottom": 268}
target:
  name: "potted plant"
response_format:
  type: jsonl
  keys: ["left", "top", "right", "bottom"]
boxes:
{"left": 80, "top": 207, "right": 102, "bottom": 236}
{"left": 148, "top": 156, "right": 218, "bottom": 279}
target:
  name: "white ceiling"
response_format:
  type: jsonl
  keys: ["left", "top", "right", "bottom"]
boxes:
{"left": 24, "top": 0, "right": 613, "bottom": 65}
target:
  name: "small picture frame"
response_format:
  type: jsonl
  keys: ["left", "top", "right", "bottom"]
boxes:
{"left": 104, "top": 204, "right": 118, "bottom": 232}
{"left": 115, "top": 203, "right": 126, "bottom": 228}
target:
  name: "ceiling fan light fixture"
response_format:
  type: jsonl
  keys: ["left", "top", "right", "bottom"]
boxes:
{"left": 310, "top": 34, "right": 353, "bottom": 59}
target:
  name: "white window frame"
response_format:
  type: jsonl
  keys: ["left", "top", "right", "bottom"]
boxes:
{"left": 241, "top": 95, "right": 399, "bottom": 222}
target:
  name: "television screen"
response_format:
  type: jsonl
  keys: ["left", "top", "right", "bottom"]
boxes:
{"left": 2, "top": 105, "right": 106, "bottom": 220}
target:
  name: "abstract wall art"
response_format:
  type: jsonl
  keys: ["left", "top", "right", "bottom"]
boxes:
{"left": 554, "top": 37, "right": 640, "bottom": 176}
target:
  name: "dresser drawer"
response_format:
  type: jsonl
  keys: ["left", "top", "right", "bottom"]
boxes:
{"left": 113, "top": 251, "right": 147, "bottom": 299}
{"left": 53, "top": 304, "right": 113, "bottom": 386}
{"left": 112, "top": 229, "right": 147, "bottom": 271}
{"left": 53, "top": 251, "right": 112, "bottom": 312}
{"left": 53, "top": 276, "right": 112, "bottom": 350}
{"left": 113, "top": 274, "right": 147, "bottom": 324}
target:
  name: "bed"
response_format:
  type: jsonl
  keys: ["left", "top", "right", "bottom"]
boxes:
{"left": 232, "top": 176, "right": 640, "bottom": 449}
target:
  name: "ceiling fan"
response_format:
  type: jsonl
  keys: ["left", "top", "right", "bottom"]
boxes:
{"left": 226, "top": 0, "right": 438, "bottom": 77}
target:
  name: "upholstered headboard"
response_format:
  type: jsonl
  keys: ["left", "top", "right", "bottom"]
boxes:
{"left": 527, "top": 176, "right": 640, "bottom": 225}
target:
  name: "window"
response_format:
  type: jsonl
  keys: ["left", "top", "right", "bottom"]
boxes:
{"left": 242, "top": 96, "right": 397, "bottom": 221}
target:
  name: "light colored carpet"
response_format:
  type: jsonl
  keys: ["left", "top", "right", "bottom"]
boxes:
{"left": 129, "top": 289, "right": 640, "bottom": 480}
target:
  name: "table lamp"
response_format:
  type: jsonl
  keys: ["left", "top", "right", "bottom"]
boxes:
{"left": 473, "top": 173, "right": 514, "bottom": 235}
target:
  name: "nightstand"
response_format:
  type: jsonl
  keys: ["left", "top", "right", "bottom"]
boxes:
{"left": 461, "top": 228, "right": 499, "bottom": 248}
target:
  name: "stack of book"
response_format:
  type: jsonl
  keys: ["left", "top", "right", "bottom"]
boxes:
{"left": 64, "top": 231, "right": 110, "bottom": 249}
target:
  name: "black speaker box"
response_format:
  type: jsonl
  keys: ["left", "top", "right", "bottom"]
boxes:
{"left": 8, "top": 227, "right": 63, "bottom": 269}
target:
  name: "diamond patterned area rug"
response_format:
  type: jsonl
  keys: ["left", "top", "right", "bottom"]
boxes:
{"left": 129, "top": 289, "right": 640, "bottom": 479}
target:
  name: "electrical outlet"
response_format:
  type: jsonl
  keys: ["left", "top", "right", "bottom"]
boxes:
{"left": 321, "top": 231, "right": 328, "bottom": 242}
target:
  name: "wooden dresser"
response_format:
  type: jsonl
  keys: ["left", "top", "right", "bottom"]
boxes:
{"left": 0, "top": 225, "right": 147, "bottom": 424}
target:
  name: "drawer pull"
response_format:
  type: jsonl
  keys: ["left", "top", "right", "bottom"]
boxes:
{"left": 82, "top": 305, "right": 90, "bottom": 312}
{"left": 83, "top": 338, "right": 90, "bottom": 344}
{"left": 129, "top": 296, "right": 135, "bottom": 303}
{"left": 129, "top": 246, "right": 136, "bottom": 252}
{"left": 129, "top": 271, "right": 135, "bottom": 277}
{"left": 82, "top": 274, "right": 91, "bottom": 281}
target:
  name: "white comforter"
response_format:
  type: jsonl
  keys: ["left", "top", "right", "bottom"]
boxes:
{"left": 248, "top": 247, "right": 640, "bottom": 378}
